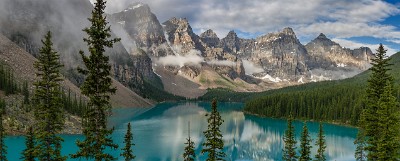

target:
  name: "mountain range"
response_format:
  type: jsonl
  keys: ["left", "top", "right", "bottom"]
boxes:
{"left": 0, "top": 0, "right": 374, "bottom": 102}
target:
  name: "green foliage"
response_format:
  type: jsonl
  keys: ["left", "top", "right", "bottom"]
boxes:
{"left": 282, "top": 114, "right": 297, "bottom": 161}
{"left": 140, "top": 79, "right": 184, "bottom": 102}
{"left": 121, "top": 123, "right": 135, "bottom": 161}
{"left": 0, "top": 63, "right": 19, "bottom": 96}
{"left": 21, "top": 126, "right": 36, "bottom": 161}
{"left": 183, "top": 122, "right": 195, "bottom": 161}
{"left": 354, "top": 129, "right": 367, "bottom": 161}
{"left": 376, "top": 82, "right": 400, "bottom": 160}
{"left": 0, "top": 100, "right": 7, "bottom": 161}
{"left": 299, "top": 122, "right": 312, "bottom": 161}
{"left": 33, "top": 31, "right": 66, "bottom": 161}
{"left": 314, "top": 123, "right": 326, "bottom": 161}
{"left": 360, "top": 44, "right": 394, "bottom": 160}
{"left": 71, "top": 0, "right": 120, "bottom": 160}
{"left": 60, "top": 88, "right": 86, "bottom": 116}
{"left": 202, "top": 99, "right": 226, "bottom": 161}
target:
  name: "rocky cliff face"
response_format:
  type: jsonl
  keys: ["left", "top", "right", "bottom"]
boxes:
{"left": 162, "top": 17, "right": 205, "bottom": 55}
{"left": 109, "top": 3, "right": 166, "bottom": 49}
{"left": 305, "top": 33, "right": 373, "bottom": 70}
{"left": 251, "top": 28, "right": 308, "bottom": 79}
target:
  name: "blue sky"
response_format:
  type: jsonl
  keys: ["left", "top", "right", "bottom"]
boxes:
{"left": 101, "top": 0, "right": 400, "bottom": 55}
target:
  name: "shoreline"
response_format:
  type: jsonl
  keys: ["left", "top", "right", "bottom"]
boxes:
{"left": 243, "top": 111, "right": 358, "bottom": 129}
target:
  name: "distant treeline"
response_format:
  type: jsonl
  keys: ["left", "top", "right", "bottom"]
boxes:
{"left": 244, "top": 52, "right": 400, "bottom": 126}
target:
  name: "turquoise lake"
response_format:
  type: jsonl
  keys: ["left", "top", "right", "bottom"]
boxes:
{"left": 5, "top": 102, "right": 358, "bottom": 161}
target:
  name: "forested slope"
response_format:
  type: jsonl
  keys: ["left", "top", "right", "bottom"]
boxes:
{"left": 243, "top": 52, "right": 400, "bottom": 125}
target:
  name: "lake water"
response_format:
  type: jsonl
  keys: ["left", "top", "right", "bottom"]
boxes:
{"left": 6, "top": 102, "right": 357, "bottom": 161}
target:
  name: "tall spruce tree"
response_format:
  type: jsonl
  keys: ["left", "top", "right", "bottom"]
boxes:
{"left": 282, "top": 114, "right": 297, "bottom": 161}
{"left": 359, "top": 44, "right": 393, "bottom": 160}
{"left": 21, "top": 126, "right": 36, "bottom": 161}
{"left": 121, "top": 123, "right": 135, "bottom": 161}
{"left": 314, "top": 123, "right": 326, "bottom": 161}
{"left": 299, "top": 122, "right": 312, "bottom": 161}
{"left": 71, "top": 0, "right": 120, "bottom": 160}
{"left": 354, "top": 129, "right": 367, "bottom": 161}
{"left": 202, "top": 99, "right": 226, "bottom": 161}
{"left": 183, "top": 122, "right": 195, "bottom": 161}
{"left": 0, "top": 101, "right": 6, "bottom": 161}
{"left": 376, "top": 82, "right": 400, "bottom": 160}
{"left": 33, "top": 31, "right": 65, "bottom": 161}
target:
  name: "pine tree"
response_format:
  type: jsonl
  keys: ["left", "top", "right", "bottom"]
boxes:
{"left": 21, "top": 126, "right": 36, "bottom": 161}
{"left": 183, "top": 122, "right": 195, "bottom": 161}
{"left": 282, "top": 114, "right": 297, "bottom": 161}
{"left": 376, "top": 82, "right": 400, "bottom": 161}
{"left": 33, "top": 31, "right": 66, "bottom": 161}
{"left": 359, "top": 44, "right": 393, "bottom": 160}
{"left": 354, "top": 129, "right": 367, "bottom": 161}
{"left": 299, "top": 122, "right": 312, "bottom": 161}
{"left": 0, "top": 101, "right": 7, "bottom": 161}
{"left": 71, "top": 0, "right": 120, "bottom": 160}
{"left": 314, "top": 123, "right": 326, "bottom": 161}
{"left": 201, "top": 99, "right": 226, "bottom": 161}
{"left": 121, "top": 123, "right": 135, "bottom": 161}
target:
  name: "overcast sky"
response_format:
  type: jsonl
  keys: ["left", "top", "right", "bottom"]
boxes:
{"left": 91, "top": 0, "right": 400, "bottom": 55}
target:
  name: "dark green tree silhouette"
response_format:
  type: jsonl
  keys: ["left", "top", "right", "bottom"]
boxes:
{"left": 202, "top": 99, "right": 226, "bottom": 161}
{"left": 314, "top": 123, "right": 326, "bottom": 161}
{"left": 183, "top": 122, "right": 195, "bottom": 161}
{"left": 33, "top": 31, "right": 66, "bottom": 161}
{"left": 121, "top": 123, "right": 135, "bottom": 161}
{"left": 21, "top": 126, "right": 36, "bottom": 161}
{"left": 0, "top": 100, "right": 7, "bottom": 161}
{"left": 354, "top": 129, "right": 366, "bottom": 161}
{"left": 71, "top": 0, "right": 120, "bottom": 160}
{"left": 299, "top": 122, "right": 312, "bottom": 161}
{"left": 282, "top": 114, "right": 297, "bottom": 161}
{"left": 359, "top": 44, "right": 393, "bottom": 160}
{"left": 376, "top": 82, "right": 400, "bottom": 161}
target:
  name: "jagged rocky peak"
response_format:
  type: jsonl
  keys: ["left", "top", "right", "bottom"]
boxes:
{"left": 221, "top": 30, "right": 241, "bottom": 53}
{"left": 110, "top": 2, "right": 166, "bottom": 48}
{"left": 200, "top": 29, "right": 219, "bottom": 38}
{"left": 225, "top": 30, "right": 239, "bottom": 39}
{"left": 282, "top": 27, "right": 296, "bottom": 36}
{"left": 309, "top": 33, "right": 339, "bottom": 47}
{"left": 256, "top": 27, "right": 300, "bottom": 45}
{"left": 200, "top": 29, "right": 220, "bottom": 48}
{"left": 162, "top": 17, "right": 204, "bottom": 54}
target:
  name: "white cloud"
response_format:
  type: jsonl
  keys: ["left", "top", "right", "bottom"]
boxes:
{"left": 155, "top": 50, "right": 204, "bottom": 67}
{"left": 242, "top": 60, "right": 264, "bottom": 75}
{"left": 207, "top": 60, "right": 235, "bottom": 67}
{"left": 332, "top": 38, "right": 398, "bottom": 56}
{"left": 98, "top": 0, "right": 400, "bottom": 44}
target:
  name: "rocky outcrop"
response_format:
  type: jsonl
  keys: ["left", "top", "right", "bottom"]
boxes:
{"left": 248, "top": 27, "right": 308, "bottom": 78}
{"left": 305, "top": 33, "right": 373, "bottom": 70}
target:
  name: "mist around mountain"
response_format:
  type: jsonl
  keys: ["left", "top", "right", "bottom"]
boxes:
{"left": 0, "top": 0, "right": 374, "bottom": 101}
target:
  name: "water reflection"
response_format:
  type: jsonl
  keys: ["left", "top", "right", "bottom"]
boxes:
{"left": 112, "top": 102, "right": 357, "bottom": 161}
{"left": 5, "top": 102, "right": 357, "bottom": 161}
